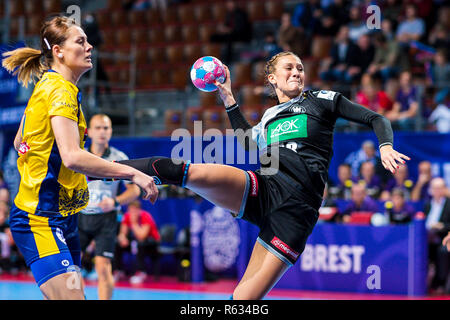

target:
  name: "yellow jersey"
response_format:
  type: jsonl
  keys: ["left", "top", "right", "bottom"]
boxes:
{"left": 14, "top": 70, "right": 89, "bottom": 217}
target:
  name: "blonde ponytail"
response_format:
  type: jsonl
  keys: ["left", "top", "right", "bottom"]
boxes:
{"left": 2, "top": 47, "right": 45, "bottom": 88}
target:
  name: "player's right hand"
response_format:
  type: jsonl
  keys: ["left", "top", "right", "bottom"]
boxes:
{"left": 132, "top": 171, "right": 159, "bottom": 204}
{"left": 214, "top": 65, "right": 236, "bottom": 108}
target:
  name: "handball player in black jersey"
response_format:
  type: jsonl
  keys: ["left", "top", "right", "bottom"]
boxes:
{"left": 112, "top": 51, "right": 410, "bottom": 299}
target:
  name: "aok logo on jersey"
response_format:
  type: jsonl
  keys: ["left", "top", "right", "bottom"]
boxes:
{"left": 267, "top": 114, "right": 307, "bottom": 145}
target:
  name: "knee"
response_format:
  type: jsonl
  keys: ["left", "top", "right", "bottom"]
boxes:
{"left": 95, "top": 259, "right": 112, "bottom": 280}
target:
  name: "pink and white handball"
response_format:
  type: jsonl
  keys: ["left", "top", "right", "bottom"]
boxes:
{"left": 190, "top": 56, "right": 226, "bottom": 92}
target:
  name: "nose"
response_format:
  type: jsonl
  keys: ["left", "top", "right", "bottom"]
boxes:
{"left": 86, "top": 42, "right": 93, "bottom": 52}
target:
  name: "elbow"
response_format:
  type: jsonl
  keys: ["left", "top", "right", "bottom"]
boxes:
{"left": 60, "top": 150, "right": 81, "bottom": 171}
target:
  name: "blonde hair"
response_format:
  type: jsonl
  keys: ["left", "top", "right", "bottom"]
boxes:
{"left": 2, "top": 15, "right": 79, "bottom": 88}
{"left": 263, "top": 51, "right": 301, "bottom": 99}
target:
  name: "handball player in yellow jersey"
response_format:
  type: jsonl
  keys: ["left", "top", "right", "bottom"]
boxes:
{"left": 2, "top": 16, "right": 158, "bottom": 300}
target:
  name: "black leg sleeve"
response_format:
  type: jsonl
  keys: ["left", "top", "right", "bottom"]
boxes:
{"left": 87, "top": 157, "right": 191, "bottom": 187}
{"left": 117, "top": 157, "right": 191, "bottom": 186}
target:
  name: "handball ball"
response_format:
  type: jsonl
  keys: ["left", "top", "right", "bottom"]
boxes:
{"left": 190, "top": 56, "right": 226, "bottom": 92}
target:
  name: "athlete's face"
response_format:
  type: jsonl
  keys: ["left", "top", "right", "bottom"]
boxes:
{"left": 269, "top": 54, "right": 305, "bottom": 102}
{"left": 88, "top": 116, "right": 112, "bottom": 146}
{"left": 58, "top": 26, "right": 93, "bottom": 75}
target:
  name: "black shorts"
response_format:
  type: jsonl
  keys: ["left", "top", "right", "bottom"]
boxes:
{"left": 238, "top": 170, "right": 319, "bottom": 266}
{"left": 78, "top": 211, "right": 118, "bottom": 259}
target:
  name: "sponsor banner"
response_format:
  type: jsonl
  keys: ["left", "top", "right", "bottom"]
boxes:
{"left": 272, "top": 219, "right": 427, "bottom": 296}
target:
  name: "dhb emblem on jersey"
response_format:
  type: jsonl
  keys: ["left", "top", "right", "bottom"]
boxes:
{"left": 289, "top": 106, "right": 306, "bottom": 113}
{"left": 317, "top": 90, "right": 336, "bottom": 101}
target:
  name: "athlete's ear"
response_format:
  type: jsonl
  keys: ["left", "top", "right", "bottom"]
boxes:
{"left": 267, "top": 73, "right": 277, "bottom": 85}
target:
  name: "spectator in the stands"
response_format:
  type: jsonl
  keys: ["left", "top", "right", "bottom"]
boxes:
{"left": 367, "top": 32, "right": 402, "bottom": 82}
{"left": 313, "top": 12, "right": 338, "bottom": 37}
{"left": 319, "top": 184, "right": 341, "bottom": 223}
{"left": 344, "top": 33, "right": 375, "bottom": 84}
{"left": 382, "top": 0, "right": 402, "bottom": 29}
{"left": 347, "top": 5, "right": 369, "bottom": 42}
{"left": 355, "top": 161, "right": 383, "bottom": 199}
{"left": 326, "top": 0, "right": 349, "bottom": 31}
{"left": 210, "top": 0, "right": 252, "bottom": 64}
{"left": 428, "top": 91, "right": 450, "bottom": 133}
{"left": 381, "top": 19, "right": 395, "bottom": 41}
{"left": 428, "top": 49, "right": 450, "bottom": 93}
{"left": 385, "top": 188, "right": 416, "bottom": 224}
{"left": 319, "top": 25, "right": 358, "bottom": 83}
{"left": 115, "top": 200, "right": 161, "bottom": 284}
{"left": 344, "top": 140, "right": 380, "bottom": 178}
{"left": 355, "top": 74, "right": 393, "bottom": 115}
{"left": 328, "top": 163, "right": 353, "bottom": 200}
{"left": 278, "top": 12, "right": 307, "bottom": 57}
{"left": 424, "top": 177, "right": 450, "bottom": 294}
{"left": 411, "top": 160, "right": 433, "bottom": 203}
{"left": 0, "top": 188, "right": 9, "bottom": 204}
{"left": 427, "top": 14, "right": 450, "bottom": 58}
{"left": 380, "top": 163, "right": 414, "bottom": 201}
{"left": 0, "top": 171, "right": 7, "bottom": 190}
{"left": 291, "top": 0, "right": 322, "bottom": 37}
{"left": 0, "top": 201, "right": 13, "bottom": 273}
{"left": 385, "top": 71, "right": 419, "bottom": 130}
{"left": 396, "top": 4, "right": 425, "bottom": 44}
{"left": 342, "top": 183, "right": 380, "bottom": 223}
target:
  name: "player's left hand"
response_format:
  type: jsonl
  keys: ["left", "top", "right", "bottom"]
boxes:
{"left": 379, "top": 144, "right": 410, "bottom": 174}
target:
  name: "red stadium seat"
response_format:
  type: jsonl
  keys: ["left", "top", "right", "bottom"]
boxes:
{"left": 148, "top": 47, "right": 167, "bottom": 64}
{"left": 166, "top": 45, "right": 185, "bottom": 64}
{"left": 182, "top": 25, "right": 200, "bottom": 43}
{"left": 10, "top": 0, "right": 25, "bottom": 17}
{"left": 202, "top": 43, "right": 222, "bottom": 58}
{"left": 161, "top": 6, "right": 179, "bottom": 25}
{"left": 116, "top": 28, "right": 132, "bottom": 47}
{"left": 178, "top": 5, "right": 196, "bottom": 24}
{"left": 349, "top": 212, "right": 374, "bottom": 225}
{"left": 265, "top": 1, "right": 284, "bottom": 20}
{"left": 146, "top": 9, "right": 162, "bottom": 27}
{"left": 107, "top": 0, "right": 122, "bottom": 11}
{"left": 165, "top": 109, "right": 183, "bottom": 134}
{"left": 111, "top": 10, "right": 128, "bottom": 27}
{"left": 242, "top": 105, "right": 263, "bottom": 127}
{"left": 253, "top": 61, "right": 266, "bottom": 85}
{"left": 203, "top": 107, "right": 226, "bottom": 132}
{"left": 100, "top": 29, "right": 117, "bottom": 48}
{"left": 171, "top": 67, "right": 188, "bottom": 89}
{"left": 186, "top": 107, "right": 204, "bottom": 135}
{"left": 184, "top": 44, "right": 202, "bottom": 63}
{"left": 26, "top": 13, "right": 44, "bottom": 36}
{"left": 232, "top": 62, "right": 253, "bottom": 88}
{"left": 241, "top": 85, "right": 263, "bottom": 106}
{"left": 135, "top": 48, "right": 150, "bottom": 66}
{"left": 165, "top": 25, "right": 182, "bottom": 43}
{"left": 211, "top": 3, "right": 226, "bottom": 22}
{"left": 149, "top": 28, "right": 166, "bottom": 44}
{"left": 194, "top": 5, "right": 212, "bottom": 23}
{"left": 132, "top": 28, "right": 150, "bottom": 46}
{"left": 311, "top": 36, "right": 333, "bottom": 60}
{"left": 247, "top": 1, "right": 266, "bottom": 21}
{"left": 25, "top": 0, "right": 43, "bottom": 15}
{"left": 95, "top": 11, "right": 110, "bottom": 30}
{"left": 136, "top": 67, "right": 153, "bottom": 87}
{"left": 128, "top": 10, "right": 147, "bottom": 27}
{"left": 199, "top": 91, "right": 217, "bottom": 107}
{"left": 198, "top": 24, "right": 214, "bottom": 43}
